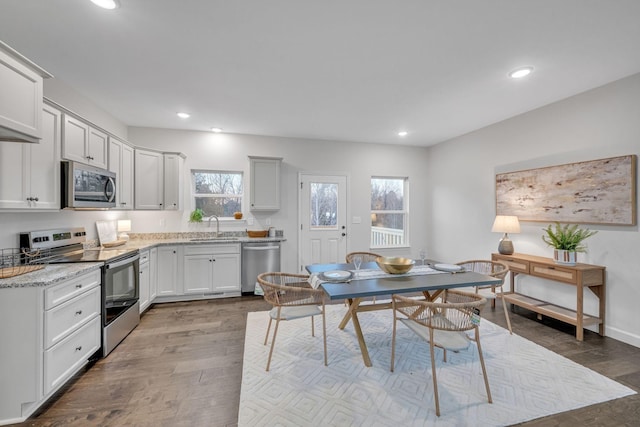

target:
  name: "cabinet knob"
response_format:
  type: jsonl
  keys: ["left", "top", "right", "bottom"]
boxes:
{"left": 33, "top": 197, "right": 39, "bottom": 202}
{"left": 75, "top": 284, "right": 83, "bottom": 289}
{"left": 75, "top": 346, "right": 82, "bottom": 352}
{"left": 75, "top": 310, "right": 83, "bottom": 315}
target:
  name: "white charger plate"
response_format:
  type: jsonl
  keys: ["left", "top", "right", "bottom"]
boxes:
{"left": 433, "top": 263, "right": 464, "bottom": 272}
{"left": 320, "top": 270, "right": 353, "bottom": 282}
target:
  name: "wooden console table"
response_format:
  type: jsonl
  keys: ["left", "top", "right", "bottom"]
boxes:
{"left": 492, "top": 253, "right": 606, "bottom": 341}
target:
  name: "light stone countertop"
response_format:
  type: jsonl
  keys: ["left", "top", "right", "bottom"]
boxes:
{"left": 0, "top": 263, "right": 103, "bottom": 289}
{"left": 0, "top": 234, "right": 285, "bottom": 289}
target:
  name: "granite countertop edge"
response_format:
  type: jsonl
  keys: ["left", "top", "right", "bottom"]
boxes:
{"left": 0, "top": 263, "right": 103, "bottom": 289}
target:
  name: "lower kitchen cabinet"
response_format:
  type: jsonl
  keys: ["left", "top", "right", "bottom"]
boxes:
{"left": 183, "top": 244, "right": 241, "bottom": 295}
{"left": 156, "top": 245, "right": 181, "bottom": 297}
{"left": 138, "top": 249, "right": 151, "bottom": 313}
{"left": 0, "top": 269, "right": 101, "bottom": 425}
{"left": 149, "top": 247, "right": 158, "bottom": 302}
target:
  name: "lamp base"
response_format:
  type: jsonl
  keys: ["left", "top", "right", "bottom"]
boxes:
{"left": 497, "top": 236, "right": 514, "bottom": 255}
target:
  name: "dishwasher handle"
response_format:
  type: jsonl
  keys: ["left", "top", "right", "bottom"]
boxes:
{"left": 243, "top": 245, "right": 280, "bottom": 251}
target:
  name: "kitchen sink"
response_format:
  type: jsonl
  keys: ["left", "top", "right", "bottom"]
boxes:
{"left": 189, "top": 237, "right": 239, "bottom": 241}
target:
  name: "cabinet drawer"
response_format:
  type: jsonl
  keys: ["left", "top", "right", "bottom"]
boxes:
{"left": 493, "top": 256, "right": 529, "bottom": 274}
{"left": 530, "top": 262, "right": 577, "bottom": 284}
{"left": 139, "top": 250, "right": 150, "bottom": 264}
{"left": 184, "top": 244, "right": 240, "bottom": 256}
{"left": 45, "top": 270, "right": 101, "bottom": 309}
{"left": 44, "top": 286, "right": 101, "bottom": 349}
{"left": 44, "top": 316, "right": 100, "bottom": 395}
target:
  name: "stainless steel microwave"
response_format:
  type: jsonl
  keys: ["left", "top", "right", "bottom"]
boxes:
{"left": 61, "top": 161, "right": 116, "bottom": 209}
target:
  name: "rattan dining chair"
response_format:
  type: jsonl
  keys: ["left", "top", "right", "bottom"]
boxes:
{"left": 390, "top": 290, "right": 491, "bottom": 417}
{"left": 345, "top": 251, "right": 381, "bottom": 263}
{"left": 257, "top": 272, "right": 327, "bottom": 371}
{"left": 456, "top": 260, "right": 512, "bottom": 334}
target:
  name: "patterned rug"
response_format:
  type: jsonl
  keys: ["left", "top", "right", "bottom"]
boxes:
{"left": 239, "top": 304, "right": 635, "bottom": 426}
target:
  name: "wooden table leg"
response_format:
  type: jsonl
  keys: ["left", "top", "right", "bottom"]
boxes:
{"left": 338, "top": 297, "right": 360, "bottom": 330}
{"left": 350, "top": 308, "right": 372, "bottom": 367}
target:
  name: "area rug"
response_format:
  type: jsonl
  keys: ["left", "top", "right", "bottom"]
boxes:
{"left": 239, "top": 304, "right": 635, "bottom": 426}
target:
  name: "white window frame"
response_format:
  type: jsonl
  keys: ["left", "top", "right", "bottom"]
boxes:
{"left": 370, "top": 176, "right": 409, "bottom": 249}
{"left": 191, "top": 169, "right": 243, "bottom": 219}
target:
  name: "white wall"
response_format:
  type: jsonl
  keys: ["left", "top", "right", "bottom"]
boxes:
{"left": 127, "top": 128, "right": 431, "bottom": 273}
{"left": 427, "top": 72, "right": 640, "bottom": 347}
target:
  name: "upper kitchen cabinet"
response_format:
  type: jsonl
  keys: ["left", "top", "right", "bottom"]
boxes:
{"left": 108, "top": 136, "right": 134, "bottom": 210}
{"left": 0, "top": 41, "right": 51, "bottom": 143}
{"left": 163, "top": 153, "right": 184, "bottom": 211}
{"left": 61, "top": 114, "right": 108, "bottom": 169}
{"left": 249, "top": 156, "right": 282, "bottom": 211}
{"left": 0, "top": 103, "right": 61, "bottom": 210}
{"left": 134, "top": 148, "right": 163, "bottom": 209}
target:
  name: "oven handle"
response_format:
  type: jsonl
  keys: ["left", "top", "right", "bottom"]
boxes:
{"left": 105, "top": 254, "right": 140, "bottom": 269}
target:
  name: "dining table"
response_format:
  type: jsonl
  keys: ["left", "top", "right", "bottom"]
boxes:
{"left": 305, "top": 261, "right": 502, "bottom": 367}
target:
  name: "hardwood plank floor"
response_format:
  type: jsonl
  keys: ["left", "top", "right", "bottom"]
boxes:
{"left": 10, "top": 296, "right": 640, "bottom": 427}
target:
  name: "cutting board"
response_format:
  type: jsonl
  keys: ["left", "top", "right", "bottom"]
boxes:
{"left": 96, "top": 220, "right": 118, "bottom": 245}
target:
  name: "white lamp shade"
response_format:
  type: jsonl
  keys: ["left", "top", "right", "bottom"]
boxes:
{"left": 491, "top": 215, "right": 520, "bottom": 233}
{"left": 117, "top": 220, "right": 131, "bottom": 232}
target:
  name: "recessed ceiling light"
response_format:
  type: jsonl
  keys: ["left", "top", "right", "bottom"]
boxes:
{"left": 398, "top": 131, "right": 408, "bottom": 137}
{"left": 90, "top": 0, "right": 119, "bottom": 9}
{"left": 509, "top": 67, "right": 534, "bottom": 79}
{"left": 211, "top": 127, "right": 223, "bottom": 133}
{"left": 176, "top": 112, "right": 190, "bottom": 119}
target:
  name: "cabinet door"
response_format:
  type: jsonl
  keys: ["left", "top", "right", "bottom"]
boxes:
{"left": 0, "top": 47, "right": 43, "bottom": 140}
{"left": 88, "top": 127, "right": 108, "bottom": 169}
{"left": 134, "top": 149, "right": 164, "bottom": 209}
{"left": 212, "top": 253, "right": 241, "bottom": 292}
{"left": 163, "top": 153, "right": 183, "bottom": 210}
{"left": 62, "top": 115, "right": 89, "bottom": 164}
{"left": 157, "top": 246, "right": 180, "bottom": 296}
{"left": 139, "top": 257, "right": 150, "bottom": 313}
{"left": 109, "top": 138, "right": 134, "bottom": 210}
{"left": 250, "top": 157, "right": 281, "bottom": 210}
{"left": 0, "top": 140, "right": 28, "bottom": 208}
{"left": 29, "top": 104, "right": 61, "bottom": 209}
{"left": 149, "top": 247, "right": 158, "bottom": 301}
{"left": 183, "top": 254, "right": 214, "bottom": 294}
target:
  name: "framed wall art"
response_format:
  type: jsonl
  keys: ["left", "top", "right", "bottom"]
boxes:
{"left": 495, "top": 154, "right": 637, "bottom": 225}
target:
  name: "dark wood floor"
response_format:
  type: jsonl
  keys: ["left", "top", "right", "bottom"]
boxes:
{"left": 11, "top": 296, "right": 640, "bottom": 427}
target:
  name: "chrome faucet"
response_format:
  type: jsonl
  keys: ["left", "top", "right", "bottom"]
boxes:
{"left": 208, "top": 214, "right": 220, "bottom": 237}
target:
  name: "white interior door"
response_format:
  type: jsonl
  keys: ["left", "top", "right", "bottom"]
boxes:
{"left": 298, "top": 173, "right": 348, "bottom": 271}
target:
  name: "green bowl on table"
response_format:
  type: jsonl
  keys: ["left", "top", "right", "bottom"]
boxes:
{"left": 375, "top": 256, "right": 415, "bottom": 274}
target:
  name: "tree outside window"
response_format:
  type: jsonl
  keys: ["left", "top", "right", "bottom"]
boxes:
{"left": 192, "top": 170, "right": 243, "bottom": 217}
{"left": 371, "top": 177, "right": 408, "bottom": 247}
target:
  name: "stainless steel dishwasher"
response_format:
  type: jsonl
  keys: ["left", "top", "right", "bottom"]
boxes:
{"left": 242, "top": 241, "right": 281, "bottom": 295}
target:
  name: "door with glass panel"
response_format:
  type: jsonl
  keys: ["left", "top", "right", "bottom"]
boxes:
{"left": 298, "top": 173, "right": 348, "bottom": 271}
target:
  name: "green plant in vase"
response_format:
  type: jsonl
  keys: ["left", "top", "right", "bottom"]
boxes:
{"left": 542, "top": 222, "right": 597, "bottom": 265}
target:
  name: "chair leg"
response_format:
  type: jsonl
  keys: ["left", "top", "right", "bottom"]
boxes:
{"left": 429, "top": 329, "right": 440, "bottom": 417}
{"left": 390, "top": 307, "right": 397, "bottom": 372}
{"left": 321, "top": 307, "right": 327, "bottom": 366}
{"left": 263, "top": 317, "right": 273, "bottom": 346}
{"left": 311, "top": 315, "right": 315, "bottom": 337}
{"left": 266, "top": 310, "right": 282, "bottom": 371}
{"left": 474, "top": 327, "right": 492, "bottom": 404}
{"left": 500, "top": 287, "right": 513, "bottom": 334}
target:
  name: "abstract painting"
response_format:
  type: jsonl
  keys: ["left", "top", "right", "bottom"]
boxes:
{"left": 496, "top": 155, "right": 636, "bottom": 225}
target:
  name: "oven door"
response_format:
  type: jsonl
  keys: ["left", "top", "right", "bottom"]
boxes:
{"left": 103, "top": 254, "right": 139, "bottom": 326}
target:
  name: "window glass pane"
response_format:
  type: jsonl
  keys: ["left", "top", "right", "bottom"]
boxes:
{"left": 371, "top": 213, "right": 406, "bottom": 246}
{"left": 195, "top": 197, "right": 242, "bottom": 217}
{"left": 310, "top": 182, "right": 338, "bottom": 228}
{"left": 194, "top": 172, "right": 243, "bottom": 195}
{"left": 371, "top": 178, "right": 404, "bottom": 210}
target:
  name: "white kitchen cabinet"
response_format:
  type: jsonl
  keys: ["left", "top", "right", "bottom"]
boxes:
{"left": 0, "top": 41, "right": 50, "bottom": 143}
{"left": 138, "top": 249, "right": 151, "bottom": 313}
{"left": 157, "top": 246, "right": 181, "bottom": 296}
{"left": 249, "top": 156, "right": 282, "bottom": 211}
{"left": 134, "top": 148, "right": 163, "bottom": 209}
{"left": 108, "top": 136, "right": 134, "bottom": 210}
{"left": 182, "top": 244, "right": 241, "bottom": 295}
{"left": 149, "top": 247, "right": 158, "bottom": 302}
{"left": 62, "top": 114, "right": 108, "bottom": 169}
{"left": 163, "top": 153, "right": 184, "bottom": 210}
{"left": 0, "top": 268, "right": 101, "bottom": 424}
{"left": 0, "top": 103, "right": 61, "bottom": 210}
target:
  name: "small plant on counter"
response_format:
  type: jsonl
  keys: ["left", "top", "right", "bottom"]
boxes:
{"left": 189, "top": 208, "right": 204, "bottom": 223}
{"left": 542, "top": 222, "right": 597, "bottom": 252}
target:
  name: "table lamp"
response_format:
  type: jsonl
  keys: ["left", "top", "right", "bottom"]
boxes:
{"left": 117, "top": 219, "right": 131, "bottom": 241}
{"left": 491, "top": 215, "right": 520, "bottom": 255}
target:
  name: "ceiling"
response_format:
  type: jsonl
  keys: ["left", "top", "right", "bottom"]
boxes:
{"left": 2, "top": 1, "right": 640, "bottom": 147}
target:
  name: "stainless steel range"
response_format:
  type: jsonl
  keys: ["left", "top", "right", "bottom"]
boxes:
{"left": 20, "top": 227, "right": 140, "bottom": 357}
